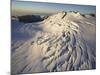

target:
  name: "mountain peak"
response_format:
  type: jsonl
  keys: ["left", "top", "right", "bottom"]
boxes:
{"left": 42, "top": 11, "right": 80, "bottom": 34}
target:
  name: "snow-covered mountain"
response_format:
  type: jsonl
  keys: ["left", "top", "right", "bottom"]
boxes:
{"left": 11, "top": 11, "right": 96, "bottom": 74}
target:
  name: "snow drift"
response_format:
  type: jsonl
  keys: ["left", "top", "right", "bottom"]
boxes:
{"left": 11, "top": 11, "right": 96, "bottom": 74}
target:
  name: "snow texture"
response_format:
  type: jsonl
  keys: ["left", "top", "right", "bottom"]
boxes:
{"left": 11, "top": 11, "right": 96, "bottom": 74}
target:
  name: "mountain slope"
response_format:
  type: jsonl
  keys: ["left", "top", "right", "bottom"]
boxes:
{"left": 11, "top": 11, "right": 96, "bottom": 74}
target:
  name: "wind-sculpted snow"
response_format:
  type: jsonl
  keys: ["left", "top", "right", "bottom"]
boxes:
{"left": 41, "top": 12, "right": 95, "bottom": 71}
{"left": 11, "top": 12, "right": 96, "bottom": 74}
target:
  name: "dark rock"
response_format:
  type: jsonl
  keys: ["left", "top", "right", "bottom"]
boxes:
{"left": 18, "top": 15, "right": 44, "bottom": 23}
{"left": 89, "top": 13, "right": 96, "bottom": 17}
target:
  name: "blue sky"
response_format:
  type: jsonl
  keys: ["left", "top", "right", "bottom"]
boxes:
{"left": 12, "top": 1, "right": 96, "bottom": 16}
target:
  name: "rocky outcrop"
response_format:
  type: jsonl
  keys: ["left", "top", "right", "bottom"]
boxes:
{"left": 18, "top": 15, "right": 44, "bottom": 23}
